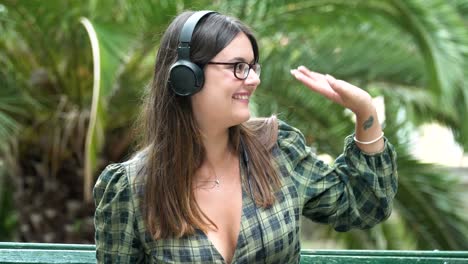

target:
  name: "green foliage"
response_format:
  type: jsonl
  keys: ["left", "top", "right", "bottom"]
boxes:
{"left": 0, "top": 161, "right": 18, "bottom": 240}
{"left": 0, "top": 0, "right": 467, "bottom": 249}
{"left": 238, "top": 0, "right": 468, "bottom": 249}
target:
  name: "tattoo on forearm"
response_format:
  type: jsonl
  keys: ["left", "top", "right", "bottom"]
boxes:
{"left": 363, "top": 116, "right": 374, "bottom": 130}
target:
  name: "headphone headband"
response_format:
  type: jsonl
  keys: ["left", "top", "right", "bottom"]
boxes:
{"left": 180, "top": 11, "right": 215, "bottom": 44}
{"left": 177, "top": 10, "right": 216, "bottom": 60}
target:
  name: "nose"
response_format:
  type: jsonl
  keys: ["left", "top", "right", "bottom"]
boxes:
{"left": 244, "top": 69, "right": 261, "bottom": 86}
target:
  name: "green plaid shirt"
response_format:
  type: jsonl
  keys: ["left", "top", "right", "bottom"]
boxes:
{"left": 94, "top": 121, "right": 398, "bottom": 263}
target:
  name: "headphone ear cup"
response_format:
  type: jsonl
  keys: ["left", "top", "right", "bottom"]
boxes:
{"left": 169, "top": 60, "right": 205, "bottom": 96}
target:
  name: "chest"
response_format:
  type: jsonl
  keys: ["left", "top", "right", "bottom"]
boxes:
{"left": 195, "top": 178, "right": 243, "bottom": 223}
{"left": 143, "top": 179, "right": 302, "bottom": 263}
{"left": 194, "top": 177, "right": 242, "bottom": 263}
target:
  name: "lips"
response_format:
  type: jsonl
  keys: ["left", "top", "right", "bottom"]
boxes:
{"left": 233, "top": 94, "right": 249, "bottom": 100}
{"left": 232, "top": 93, "right": 250, "bottom": 100}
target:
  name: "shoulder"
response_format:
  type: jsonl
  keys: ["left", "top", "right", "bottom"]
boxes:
{"left": 271, "top": 119, "right": 316, "bottom": 168}
{"left": 244, "top": 115, "right": 282, "bottom": 150}
{"left": 277, "top": 119, "right": 307, "bottom": 149}
{"left": 93, "top": 154, "right": 148, "bottom": 260}
{"left": 93, "top": 150, "right": 148, "bottom": 206}
{"left": 243, "top": 116, "right": 307, "bottom": 153}
{"left": 93, "top": 163, "right": 127, "bottom": 200}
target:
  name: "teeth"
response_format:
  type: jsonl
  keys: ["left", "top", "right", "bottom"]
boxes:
{"left": 233, "top": 95, "right": 249, "bottom": 100}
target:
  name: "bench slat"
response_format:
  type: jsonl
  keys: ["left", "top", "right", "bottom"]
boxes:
{"left": 0, "top": 249, "right": 96, "bottom": 264}
{"left": 1, "top": 243, "right": 468, "bottom": 263}
{"left": 301, "top": 256, "right": 468, "bottom": 264}
{"left": 0, "top": 243, "right": 95, "bottom": 250}
{"left": 301, "top": 249, "right": 468, "bottom": 258}
{"left": 301, "top": 250, "right": 468, "bottom": 264}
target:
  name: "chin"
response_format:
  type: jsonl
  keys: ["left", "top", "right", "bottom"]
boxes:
{"left": 230, "top": 111, "right": 251, "bottom": 126}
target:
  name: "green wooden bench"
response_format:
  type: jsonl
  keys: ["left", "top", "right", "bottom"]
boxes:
{"left": 1, "top": 242, "right": 467, "bottom": 263}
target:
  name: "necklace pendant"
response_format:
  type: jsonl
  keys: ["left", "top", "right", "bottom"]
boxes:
{"left": 215, "top": 179, "right": 220, "bottom": 187}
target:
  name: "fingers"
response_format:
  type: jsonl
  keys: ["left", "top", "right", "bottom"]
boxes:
{"left": 325, "top": 74, "right": 347, "bottom": 94}
{"left": 301, "top": 68, "right": 348, "bottom": 97}
{"left": 290, "top": 65, "right": 326, "bottom": 88}
{"left": 290, "top": 65, "right": 374, "bottom": 112}
{"left": 295, "top": 65, "right": 344, "bottom": 93}
{"left": 290, "top": 68, "right": 326, "bottom": 93}
{"left": 297, "top": 65, "right": 322, "bottom": 80}
{"left": 325, "top": 74, "right": 336, "bottom": 86}
{"left": 290, "top": 68, "right": 341, "bottom": 103}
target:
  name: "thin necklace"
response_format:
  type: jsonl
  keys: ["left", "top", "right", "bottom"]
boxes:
{"left": 196, "top": 152, "right": 232, "bottom": 190}
{"left": 209, "top": 163, "right": 221, "bottom": 188}
{"left": 196, "top": 163, "right": 220, "bottom": 190}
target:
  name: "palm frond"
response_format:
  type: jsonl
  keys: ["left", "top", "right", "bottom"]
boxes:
{"left": 238, "top": 0, "right": 468, "bottom": 249}
{"left": 238, "top": 0, "right": 468, "bottom": 146}
{"left": 0, "top": 62, "right": 38, "bottom": 152}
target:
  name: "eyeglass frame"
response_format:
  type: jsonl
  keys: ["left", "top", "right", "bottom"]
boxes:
{"left": 206, "top": 61, "right": 261, "bottom": 80}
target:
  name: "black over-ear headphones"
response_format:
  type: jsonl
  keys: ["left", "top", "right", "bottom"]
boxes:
{"left": 168, "top": 11, "right": 216, "bottom": 96}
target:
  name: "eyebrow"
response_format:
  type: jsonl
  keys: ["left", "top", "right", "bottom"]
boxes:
{"left": 227, "top": 57, "right": 256, "bottom": 64}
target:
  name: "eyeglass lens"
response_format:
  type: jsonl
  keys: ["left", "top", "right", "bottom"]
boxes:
{"left": 235, "top": 62, "right": 261, "bottom": 79}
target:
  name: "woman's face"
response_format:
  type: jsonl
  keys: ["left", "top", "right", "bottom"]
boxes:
{"left": 191, "top": 32, "right": 260, "bottom": 130}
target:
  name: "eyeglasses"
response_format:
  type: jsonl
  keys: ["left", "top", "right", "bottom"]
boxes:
{"left": 206, "top": 61, "right": 261, "bottom": 80}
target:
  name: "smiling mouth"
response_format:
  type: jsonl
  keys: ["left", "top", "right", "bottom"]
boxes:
{"left": 232, "top": 94, "right": 250, "bottom": 100}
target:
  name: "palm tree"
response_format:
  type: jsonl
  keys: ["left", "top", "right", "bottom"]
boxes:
{"left": 222, "top": 0, "right": 468, "bottom": 249}
{"left": 0, "top": 0, "right": 212, "bottom": 242}
{"left": 0, "top": 0, "right": 467, "bottom": 249}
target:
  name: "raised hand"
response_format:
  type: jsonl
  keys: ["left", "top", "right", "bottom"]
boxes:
{"left": 290, "top": 65, "right": 385, "bottom": 153}
{"left": 290, "top": 65, "right": 373, "bottom": 115}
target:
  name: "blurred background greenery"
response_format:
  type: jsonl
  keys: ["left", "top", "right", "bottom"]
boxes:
{"left": 1, "top": 0, "right": 467, "bottom": 250}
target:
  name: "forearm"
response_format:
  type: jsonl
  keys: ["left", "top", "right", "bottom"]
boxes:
{"left": 354, "top": 105, "right": 385, "bottom": 154}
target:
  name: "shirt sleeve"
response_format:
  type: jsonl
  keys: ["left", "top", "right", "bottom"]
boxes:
{"left": 93, "top": 163, "right": 145, "bottom": 263}
{"left": 276, "top": 121, "right": 398, "bottom": 232}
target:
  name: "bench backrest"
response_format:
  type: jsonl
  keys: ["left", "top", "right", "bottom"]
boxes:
{"left": 0, "top": 243, "right": 95, "bottom": 263}
{"left": 1, "top": 242, "right": 467, "bottom": 263}
{"left": 301, "top": 249, "right": 468, "bottom": 263}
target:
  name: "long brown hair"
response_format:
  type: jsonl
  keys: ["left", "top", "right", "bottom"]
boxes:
{"left": 136, "top": 11, "right": 281, "bottom": 239}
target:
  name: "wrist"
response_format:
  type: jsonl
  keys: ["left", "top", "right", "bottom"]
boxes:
{"left": 353, "top": 101, "right": 375, "bottom": 117}
{"left": 354, "top": 132, "right": 384, "bottom": 145}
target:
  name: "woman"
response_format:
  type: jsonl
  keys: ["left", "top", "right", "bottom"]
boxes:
{"left": 94, "top": 10, "right": 398, "bottom": 264}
